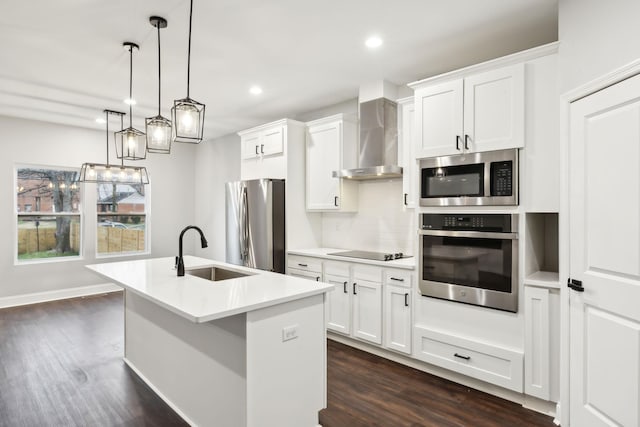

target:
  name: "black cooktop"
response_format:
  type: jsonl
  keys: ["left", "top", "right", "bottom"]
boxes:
{"left": 328, "top": 250, "right": 411, "bottom": 262}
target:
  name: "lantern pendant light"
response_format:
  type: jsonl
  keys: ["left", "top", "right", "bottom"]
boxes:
{"left": 78, "top": 110, "right": 149, "bottom": 185}
{"left": 172, "top": 0, "right": 205, "bottom": 144}
{"left": 146, "top": 16, "right": 172, "bottom": 154}
{"left": 115, "top": 42, "right": 147, "bottom": 160}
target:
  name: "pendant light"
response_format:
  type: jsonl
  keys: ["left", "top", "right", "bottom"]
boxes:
{"left": 78, "top": 110, "right": 149, "bottom": 185}
{"left": 146, "top": 16, "right": 172, "bottom": 154}
{"left": 115, "top": 42, "right": 147, "bottom": 160}
{"left": 172, "top": 0, "right": 205, "bottom": 143}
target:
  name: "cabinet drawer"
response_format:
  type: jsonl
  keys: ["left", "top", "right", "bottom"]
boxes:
{"left": 324, "top": 261, "right": 350, "bottom": 277}
{"left": 413, "top": 326, "right": 523, "bottom": 392}
{"left": 384, "top": 269, "right": 413, "bottom": 288}
{"left": 353, "top": 264, "right": 382, "bottom": 283}
{"left": 287, "top": 256, "right": 322, "bottom": 273}
{"left": 288, "top": 268, "right": 321, "bottom": 282}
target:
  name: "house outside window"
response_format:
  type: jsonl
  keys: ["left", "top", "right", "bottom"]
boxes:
{"left": 16, "top": 166, "right": 81, "bottom": 263}
{"left": 96, "top": 183, "right": 148, "bottom": 256}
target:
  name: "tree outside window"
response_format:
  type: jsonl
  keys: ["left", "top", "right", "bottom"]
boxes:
{"left": 16, "top": 167, "right": 81, "bottom": 261}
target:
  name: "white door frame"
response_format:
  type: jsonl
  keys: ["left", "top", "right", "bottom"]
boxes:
{"left": 560, "top": 57, "right": 640, "bottom": 427}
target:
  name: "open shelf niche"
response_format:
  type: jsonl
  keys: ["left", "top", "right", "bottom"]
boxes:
{"left": 523, "top": 213, "right": 559, "bottom": 288}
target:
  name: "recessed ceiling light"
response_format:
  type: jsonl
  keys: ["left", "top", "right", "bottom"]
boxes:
{"left": 124, "top": 98, "right": 136, "bottom": 105}
{"left": 365, "top": 36, "right": 383, "bottom": 49}
{"left": 95, "top": 118, "right": 106, "bottom": 124}
{"left": 249, "top": 86, "right": 263, "bottom": 95}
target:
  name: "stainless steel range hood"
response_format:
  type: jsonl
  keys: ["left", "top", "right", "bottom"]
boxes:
{"left": 332, "top": 97, "right": 402, "bottom": 180}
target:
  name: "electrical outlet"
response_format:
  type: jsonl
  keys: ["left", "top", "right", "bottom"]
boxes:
{"left": 282, "top": 325, "right": 298, "bottom": 342}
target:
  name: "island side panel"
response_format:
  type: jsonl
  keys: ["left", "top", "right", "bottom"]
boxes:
{"left": 246, "top": 293, "right": 326, "bottom": 427}
{"left": 124, "top": 291, "right": 248, "bottom": 427}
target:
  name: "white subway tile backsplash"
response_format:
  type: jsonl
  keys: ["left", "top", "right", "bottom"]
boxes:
{"left": 321, "top": 180, "right": 415, "bottom": 254}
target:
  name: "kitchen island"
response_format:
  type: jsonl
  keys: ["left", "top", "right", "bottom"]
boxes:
{"left": 87, "top": 256, "right": 332, "bottom": 427}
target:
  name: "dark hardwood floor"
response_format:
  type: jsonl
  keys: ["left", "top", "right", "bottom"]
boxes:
{"left": 0, "top": 292, "right": 555, "bottom": 427}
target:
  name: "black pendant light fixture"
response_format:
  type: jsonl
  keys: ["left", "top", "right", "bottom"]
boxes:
{"left": 79, "top": 110, "right": 149, "bottom": 185}
{"left": 172, "top": 0, "right": 205, "bottom": 144}
{"left": 146, "top": 16, "right": 172, "bottom": 154}
{"left": 115, "top": 42, "right": 147, "bottom": 160}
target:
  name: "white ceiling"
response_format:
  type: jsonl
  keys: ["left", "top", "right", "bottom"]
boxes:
{"left": 0, "top": 0, "right": 558, "bottom": 140}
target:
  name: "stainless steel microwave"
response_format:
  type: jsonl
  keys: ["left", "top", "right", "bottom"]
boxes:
{"left": 419, "top": 149, "right": 518, "bottom": 206}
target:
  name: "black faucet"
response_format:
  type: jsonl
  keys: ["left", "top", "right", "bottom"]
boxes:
{"left": 176, "top": 225, "right": 209, "bottom": 277}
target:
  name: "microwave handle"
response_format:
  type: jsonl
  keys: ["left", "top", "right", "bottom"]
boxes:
{"left": 419, "top": 229, "right": 518, "bottom": 240}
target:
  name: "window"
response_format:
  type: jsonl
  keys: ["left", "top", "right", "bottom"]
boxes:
{"left": 96, "top": 183, "right": 148, "bottom": 256}
{"left": 16, "top": 166, "right": 81, "bottom": 262}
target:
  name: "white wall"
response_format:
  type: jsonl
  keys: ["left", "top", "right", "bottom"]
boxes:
{"left": 559, "top": 0, "right": 640, "bottom": 92}
{"left": 193, "top": 133, "right": 241, "bottom": 261}
{"left": 1, "top": 115, "right": 196, "bottom": 299}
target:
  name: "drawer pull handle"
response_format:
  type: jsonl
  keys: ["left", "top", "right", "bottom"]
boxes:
{"left": 464, "top": 134, "right": 470, "bottom": 150}
{"left": 454, "top": 353, "right": 470, "bottom": 361}
{"left": 343, "top": 281, "right": 348, "bottom": 293}
{"left": 403, "top": 193, "right": 408, "bottom": 206}
{"left": 353, "top": 282, "right": 357, "bottom": 295}
{"left": 316, "top": 276, "right": 320, "bottom": 282}
{"left": 260, "top": 144, "right": 264, "bottom": 154}
{"left": 404, "top": 293, "right": 409, "bottom": 307}
{"left": 390, "top": 277, "right": 404, "bottom": 282}
{"left": 255, "top": 145, "right": 259, "bottom": 155}
{"left": 455, "top": 135, "right": 461, "bottom": 150}
{"left": 334, "top": 196, "right": 339, "bottom": 207}
{"left": 297, "top": 263, "right": 308, "bottom": 267}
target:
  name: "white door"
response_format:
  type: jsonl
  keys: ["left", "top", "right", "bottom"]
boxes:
{"left": 352, "top": 279, "right": 382, "bottom": 344}
{"left": 414, "top": 79, "right": 463, "bottom": 158}
{"left": 569, "top": 73, "right": 640, "bottom": 427}
{"left": 306, "top": 121, "right": 341, "bottom": 210}
{"left": 241, "top": 132, "right": 260, "bottom": 159}
{"left": 324, "top": 273, "right": 351, "bottom": 335}
{"left": 261, "top": 126, "right": 284, "bottom": 157}
{"left": 463, "top": 64, "right": 524, "bottom": 153}
{"left": 384, "top": 285, "right": 412, "bottom": 354}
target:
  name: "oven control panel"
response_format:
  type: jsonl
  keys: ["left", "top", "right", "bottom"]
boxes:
{"left": 422, "top": 213, "right": 514, "bottom": 232}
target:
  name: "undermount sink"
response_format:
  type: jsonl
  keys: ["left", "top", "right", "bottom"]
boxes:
{"left": 185, "top": 266, "right": 251, "bottom": 282}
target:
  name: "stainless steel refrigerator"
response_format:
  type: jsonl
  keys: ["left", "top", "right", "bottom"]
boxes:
{"left": 225, "top": 179, "right": 286, "bottom": 273}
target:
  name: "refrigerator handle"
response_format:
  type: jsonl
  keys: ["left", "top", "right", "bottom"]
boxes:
{"left": 241, "top": 186, "right": 250, "bottom": 263}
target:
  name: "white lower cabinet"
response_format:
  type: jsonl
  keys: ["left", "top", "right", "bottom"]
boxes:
{"left": 413, "top": 325, "right": 524, "bottom": 392}
{"left": 325, "top": 262, "right": 383, "bottom": 346}
{"left": 384, "top": 285, "right": 412, "bottom": 354}
{"left": 287, "top": 255, "right": 322, "bottom": 282}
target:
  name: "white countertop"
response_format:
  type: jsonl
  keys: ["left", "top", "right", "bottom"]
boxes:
{"left": 87, "top": 256, "right": 333, "bottom": 323}
{"left": 288, "top": 248, "right": 416, "bottom": 270}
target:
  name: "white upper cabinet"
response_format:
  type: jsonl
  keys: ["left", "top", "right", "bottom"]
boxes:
{"left": 397, "top": 97, "right": 417, "bottom": 209}
{"left": 305, "top": 114, "right": 358, "bottom": 212}
{"left": 413, "top": 63, "right": 524, "bottom": 159}
{"left": 239, "top": 119, "right": 294, "bottom": 180}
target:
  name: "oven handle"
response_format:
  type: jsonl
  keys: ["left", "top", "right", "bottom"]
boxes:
{"left": 418, "top": 229, "right": 518, "bottom": 240}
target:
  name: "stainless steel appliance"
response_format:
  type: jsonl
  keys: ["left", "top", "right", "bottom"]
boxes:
{"left": 418, "top": 213, "right": 518, "bottom": 312}
{"left": 420, "top": 148, "right": 518, "bottom": 206}
{"left": 225, "top": 179, "right": 285, "bottom": 273}
{"left": 328, "top": 250, "right": 411, "bottom": 262}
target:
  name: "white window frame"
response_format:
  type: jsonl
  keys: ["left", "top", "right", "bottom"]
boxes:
{"left": 14, "top": 164, "right": 84, "bottom": 265}
{"left": 95, "top": 183, "right": 151, "bottom": 259}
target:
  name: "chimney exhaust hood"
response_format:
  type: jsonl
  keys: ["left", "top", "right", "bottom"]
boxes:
{"left": 332, "top": 97, "right": 402, "bottom": 180}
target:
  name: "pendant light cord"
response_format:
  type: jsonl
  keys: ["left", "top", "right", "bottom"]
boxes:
{"left": 157, "top": 23, "right": 162, "bottom": 116}
{"left": 186, "top": 0, "right": 193, "bottom": 98}
{"left": 105, "top": 110, "right": 110, "bottom": 166}
{"left": 129, "top": 45, "right": 133, "bottom": 128}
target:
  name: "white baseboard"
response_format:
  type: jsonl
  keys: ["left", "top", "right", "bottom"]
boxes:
{"left": 327, "top": 333, "right": 557, "bottom": 418}
{"left": 0, "top": 283, "right": 122, "bottom": 309}
{"left": 123, "top": 357, "right": 196, "bottom": 427}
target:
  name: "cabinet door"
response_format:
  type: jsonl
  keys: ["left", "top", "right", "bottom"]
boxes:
{"left": 352, "top": 279, "right": 382, "bottom": 344}
{"left": 463, "top": 64, "right": 524, "bottom": 152}
{"left": 398, "top": 99, "right": 416, "bottom": 208}
{"left": 261, "top": 126, "right": 284, "bottom": 157}
{"left": 384, "top": 285, "right": 412, "bottom": 354}
{"left": 325, "top": 273, "right": 351, "bottom": 335}
{"left": 306, "top": 121, "right": 341, "bottom": 210}
{"left": 241, "top": 132, "right": 261, "bottom": 159}
{"left": 524, "top": 286, "right": 550, "bottom": 400}
{"left": 414, "top": 79, "right": 463, "bottom": 158}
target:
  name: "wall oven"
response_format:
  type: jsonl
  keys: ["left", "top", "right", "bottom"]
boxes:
{"left": 418, "top": 213, "right": 519, "bottom": 312}
{"left": 420, "top": 148, "right": 518, "bottom": 206}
